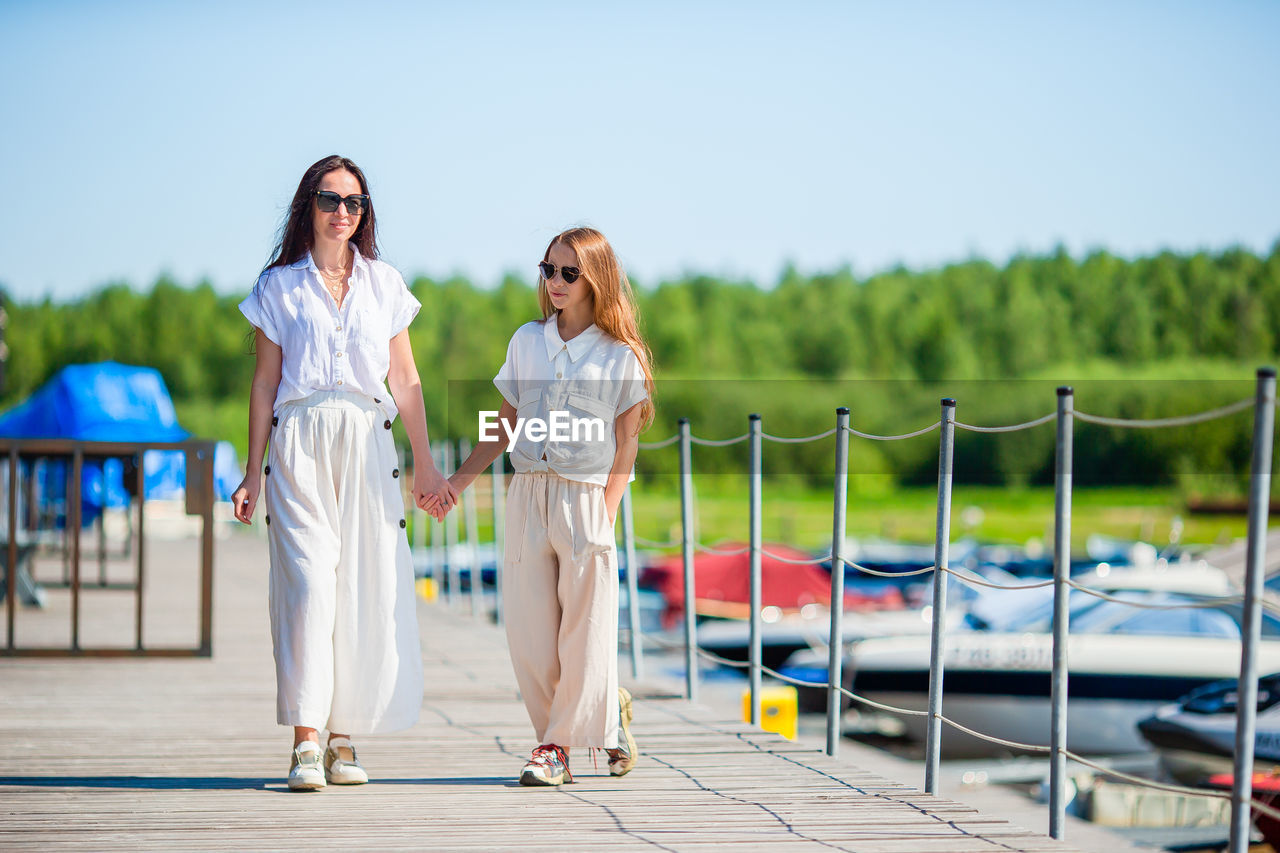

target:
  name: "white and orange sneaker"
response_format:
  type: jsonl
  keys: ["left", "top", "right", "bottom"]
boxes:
{"left": 520, "top": 744, "right": 572, "bottom": 786}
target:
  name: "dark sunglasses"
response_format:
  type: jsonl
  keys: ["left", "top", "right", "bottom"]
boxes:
{"left": 315, "top": 190, "right": 369, "bottom": 215}
{"left": 538, "top": 261, "right": 582, "bottom": 284}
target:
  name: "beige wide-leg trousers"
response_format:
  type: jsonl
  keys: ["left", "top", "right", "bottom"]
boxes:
{"left": 503, "top": 471, "right": 620, "bottom": 749}
{"left": 264, "top": 390, "right": 422, "bottom": 734}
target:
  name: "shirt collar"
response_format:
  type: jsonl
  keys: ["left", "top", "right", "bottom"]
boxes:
{"left": 290, "top": 242, "right": 366, "bottom": 278}
{"left": 543, "top": 313, "right": 603, "bottom": 363}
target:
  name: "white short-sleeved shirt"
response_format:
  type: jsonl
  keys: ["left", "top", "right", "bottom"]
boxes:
{"left": 239, "top": 244, "right": 420, "bottom": 422}
{"left": 493, "top": 316, "right": 649, "bottom": 486}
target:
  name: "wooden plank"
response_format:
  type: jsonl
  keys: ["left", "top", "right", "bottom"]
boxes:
{"left": 0, "top": 531, "right": 1084, "bottom": 852}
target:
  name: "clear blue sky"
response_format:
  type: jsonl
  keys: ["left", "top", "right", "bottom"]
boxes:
{"left": 2, "top": 0, "right": 1277, "bottom": 300}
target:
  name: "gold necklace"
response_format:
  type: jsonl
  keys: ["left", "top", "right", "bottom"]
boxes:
{"left": 318, "top": 261, "right": 349, "bottom": 299}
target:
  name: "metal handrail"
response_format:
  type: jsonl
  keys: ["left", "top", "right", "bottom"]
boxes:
{"left": 455, "top": 372, "right": 1275, "bottom": 853}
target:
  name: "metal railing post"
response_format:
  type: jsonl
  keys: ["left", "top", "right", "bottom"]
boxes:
{"left": 461, "top": 439, "right": 482, "bottom": 619}
{"left": 679, "top": 419, "right": 698, "bottom": 702}
{"left": 748, "top": 413, "right": 763, "bottom": 727}
{"left": 826, "top": 407, "right": 850, "bottom": 757}
{"left": 431, "top": 443, "right": 446, "bottom": 602}
{"left": 1230, "top": 367, "right": 1276, "bottom": 853}
{"left": 1050, "top": 387, "right": 1075, "bottom": 840}
{"left": 621, "top": 486, "right": 643, "bottom": 679}
{"left": 491, "top": 454, "right": 505, "bottom": 626}
{"left": 924, "top": 399, "right": 955, "bottom": 794}
{"left": 444, "top": 441, "right": 460, "bottom": 606}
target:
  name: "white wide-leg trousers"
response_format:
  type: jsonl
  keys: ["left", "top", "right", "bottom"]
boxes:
{"left": 503, "top": 471, "right": 620, "bottom": 749}
{"left": 264, "top": 390, "right": 422, "bottom": 733}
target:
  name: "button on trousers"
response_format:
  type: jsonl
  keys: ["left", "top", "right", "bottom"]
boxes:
{"left": 503, "top": 471, "right": 620, "bottom": 749}
{"left": 264, "top": 391, "right": 422, "bottom": 733}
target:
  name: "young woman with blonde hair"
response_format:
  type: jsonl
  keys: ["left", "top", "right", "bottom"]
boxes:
{"left": 441, "top": 226, "right": 654, "bottom": 785}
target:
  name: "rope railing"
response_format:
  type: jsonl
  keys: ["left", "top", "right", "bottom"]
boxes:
{"left": 694, "top": 646, "right": 752, "bottom": 669}
{"left": 1063, "top": 579, "right": 1247, "bottom": 609}
{"left": 759, "top": 548, "right": 832, "bottom": 565}
{"left": 847, "top": 562, "right": 937, "bottom": 578}
{"left": 845, "top": 422, "right": 941, "bottom": 441}
{"left": 618, "top": 624, "right": 934, "bottom": 719}
{"left": 1072, "top": 397, "right": 1254, "bottom": 428}
{"left": 954, "top": 412, "right": 1056, "bottom": 433}
{"left": 637, "top": 396, "right": 1253, "bottom": 450}
{"left": 682, "top": 622, "right": 1280, "bottom": 803}
{"left": 761, "top": 427, "right": 838, "bottom": 444}
{"left": 755, "top": 652, "right": 932, "bottom": 719}
{"left": 694, "top": 542, "right": 751, "bottom": 556}
{"left": 938, "top": 714, "right": 1052, "bottom": 754}
{"left": 690, "top": 432, "right": 750, "bottom": 447}
{"left": 606, "top": 372, "right": 1276, "bottom": 851}
{"left": 621, "top": 609, "right": 1280, "bottom": 825}
{"left": 938, "top": 566, "right": 1055, "bottom": 591}
{"left": 836, "top": 683, "right": 930, "bottom": 718}
{"left": 1065, "top": 752, "right": 1230, "bottom": 801}
{"left": 636, "top": 418, "right": 941, "bottom": 451}
{"left": 637, "top": 434, "right": 681, "bottom": 450}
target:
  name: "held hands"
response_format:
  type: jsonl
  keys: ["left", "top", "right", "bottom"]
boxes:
{"left": 413, "top": 464, "right": 458, "bottom": 522}
{"left": 230, "top": 474, "right": 261, "bottom": 525}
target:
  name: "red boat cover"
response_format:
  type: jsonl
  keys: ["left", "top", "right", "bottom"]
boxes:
{"left": 641, "top": 543, "right": 844, "bottom": 622}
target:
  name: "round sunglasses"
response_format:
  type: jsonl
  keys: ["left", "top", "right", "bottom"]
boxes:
{"left": 315, "top": 190, "right": 369, "bottom": 215}
{"left": 538, "top": 261, "right": 582, "bottom": 284}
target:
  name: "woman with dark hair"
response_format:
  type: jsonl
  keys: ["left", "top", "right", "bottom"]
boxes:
{"left": 231, "top": 155, "right": 456, "bottom": 791}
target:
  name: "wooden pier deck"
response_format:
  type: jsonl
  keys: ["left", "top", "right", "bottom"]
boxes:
{"left": 0, "top": 529, "right": 1087, "bottom": 852}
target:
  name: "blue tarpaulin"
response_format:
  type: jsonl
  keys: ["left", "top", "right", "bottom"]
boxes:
{"left": 0, "top": 363, "right": 239, "bottom": 521}
{"left": 0, "top": 362, "right": 189, "bottom": 443}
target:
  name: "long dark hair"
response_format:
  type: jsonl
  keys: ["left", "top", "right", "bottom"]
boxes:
{"left": 247, "top": 155, "right": 380, "bottom": 352}
{"left": 265, "top": 154, "right": 379, "bottom": 270}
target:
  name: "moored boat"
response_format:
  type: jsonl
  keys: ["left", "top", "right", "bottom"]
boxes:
{"left": 843, "top": 563, "right": 1279, "bottom": 756}
{"left": 1138, "top": 673, "right": 1280, "bottom": 784}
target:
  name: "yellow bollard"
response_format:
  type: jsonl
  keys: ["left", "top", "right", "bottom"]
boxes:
{"left": 743, "top": 685, "right": 798, "bottom": 740}
{"left": 415, "top": 577, "right": 437, "bottom": 602}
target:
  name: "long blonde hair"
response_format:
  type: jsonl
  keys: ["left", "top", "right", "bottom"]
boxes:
{"left": 539, "top": 227, "right": 655, "bottom": 431}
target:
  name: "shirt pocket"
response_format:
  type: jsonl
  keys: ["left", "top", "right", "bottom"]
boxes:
{"left": 546, "top": 391, "right": 615, "bottom": 471}
{"left": 348, "top": 298, "right": 382, "bottom": 334}
{"left": 346, "top": 302, "right": 392, "bottom": 371}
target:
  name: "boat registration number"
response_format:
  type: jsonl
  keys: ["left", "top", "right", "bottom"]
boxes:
{"left": 946, "top": 643, "right": 1051, "bottom": 670}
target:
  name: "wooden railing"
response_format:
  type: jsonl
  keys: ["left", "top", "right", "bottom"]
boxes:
{"left": 2, "top": 438, "right": 216, "bottom": 657}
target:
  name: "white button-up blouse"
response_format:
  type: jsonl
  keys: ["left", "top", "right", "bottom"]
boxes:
{"left": 238, "top": 244, "right": 420, "bottom": 422}
{"left": 493, "top": 317, "right": 649, "bottom": 486}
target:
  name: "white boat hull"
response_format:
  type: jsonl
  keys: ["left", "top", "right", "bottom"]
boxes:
{"left": 851, "top": 634, "right": 1280, "bottom": 757}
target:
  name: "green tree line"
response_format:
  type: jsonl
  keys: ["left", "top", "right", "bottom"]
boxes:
{"left": 3, "top": 243, "right": 1278, "bottom": 490}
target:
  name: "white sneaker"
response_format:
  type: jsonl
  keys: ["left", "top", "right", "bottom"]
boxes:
{"left": 324, "top": 737, "right": 369, "bottom": 785}
{"left": 287, "top": 742, "right": 325, "bottom": 791}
